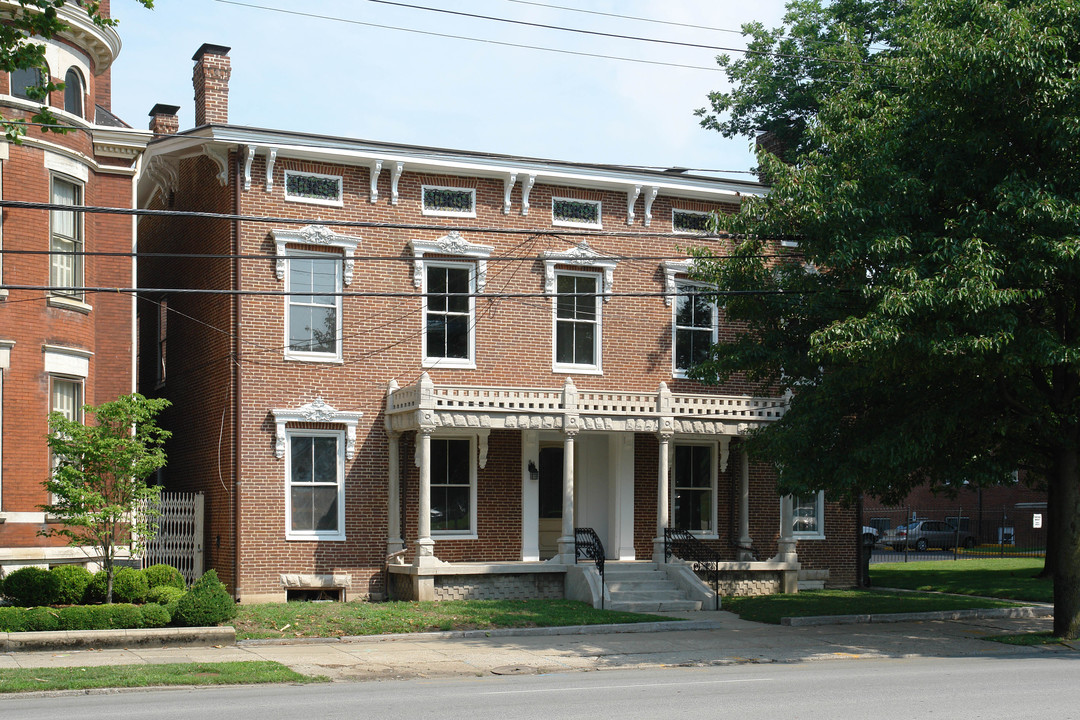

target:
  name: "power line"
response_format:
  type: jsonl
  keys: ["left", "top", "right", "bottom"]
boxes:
{"left": 0, "top": 249, "right": 788, "bottom": 262}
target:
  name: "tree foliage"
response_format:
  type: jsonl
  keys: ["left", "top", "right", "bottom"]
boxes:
{"left": 41, "top": 393, "right": 170, "bottom": 603}
{"left": 0, "top": 0, "right": 153, "bottom": 141}
{"left": 693, "top": 0, "right": 1080, "bottom": 638}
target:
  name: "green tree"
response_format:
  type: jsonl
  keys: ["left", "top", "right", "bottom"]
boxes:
{"left": 692, "top": 0, "right": 1080, "bottom": 638}
{"left": 42, "top": 393, "right": 171, "bottom": 604}
{"left": 1, "top": 0, "right": 154, "bottom": 142}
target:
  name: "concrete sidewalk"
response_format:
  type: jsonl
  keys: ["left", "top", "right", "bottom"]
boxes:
{"left": 0, "top": 611, "right": 1072, "bottom": 682}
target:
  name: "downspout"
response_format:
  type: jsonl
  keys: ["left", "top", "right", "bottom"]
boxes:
{"left": 232, "top": 148, "right": 243, "bottom": 600}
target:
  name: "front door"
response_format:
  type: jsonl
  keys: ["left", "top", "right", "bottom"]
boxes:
{"left": 537, "top": 446, "right": 563, "bottom": 560}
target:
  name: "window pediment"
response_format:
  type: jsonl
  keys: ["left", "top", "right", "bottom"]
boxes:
{"left": 272, "top": 225, "right": 361, "bottom": 286}
{"left": 409, "top": 232, "right": 494, "bottom": 291}
{"left": 272, "top": 397, "right": 362, "bottom": 460}
{"left": 543, "top": 241, "right": 618, "bottom": 302}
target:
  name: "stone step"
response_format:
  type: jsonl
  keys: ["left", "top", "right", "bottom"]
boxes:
{"left": 606, "top": 599, "right": 702, "bottom": 613}
{"left": 602, "top": 571, "right": 666, "bottom": 583}
{"left": 605, "top": 580, "right": 674, "bottom": 592}
{"left": 607, "top": 590, "right": 687, "bottom": 602}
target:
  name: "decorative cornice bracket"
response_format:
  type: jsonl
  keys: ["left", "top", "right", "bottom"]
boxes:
{"left": 503, "top": 172, "right": 517, "bottom": 215}
{"left": 390, "top": 161, "right": 404, "bottom": 205}
{"left": 643, "top": 186, "right": 659, "bottom": 227}
{"left": 265, "top": 148, "right": 278, "bottom": 192}
{"left": 369, "top": 159, "right": 383, "bottom": 203}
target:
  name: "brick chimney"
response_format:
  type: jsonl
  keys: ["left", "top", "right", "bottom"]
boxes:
{"left": 192, "top": 44, "right": 231, "bottom": 127}
{"left": 148, "top": 103, "right": 180, "bottom": 135}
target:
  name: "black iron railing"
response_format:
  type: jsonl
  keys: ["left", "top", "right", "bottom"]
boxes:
{"left": 574, "top": 527, "right": 606, "bottom": 609}
{"left": 664, "top": 527, "right": 721, "bottom": 610}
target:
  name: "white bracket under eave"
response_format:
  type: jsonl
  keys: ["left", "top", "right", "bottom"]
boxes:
{"left": 503, "top": 172, "right": 518, "bottom": 215}
{"left": 203, "top": 145, "right": 229, "bottom": 186}
{"left": 409, "top": 232, "right": 494, "bottom": 291}
{"left": 542, "top": 241, "right": 619, "bottom": 302}
{"left": 272, "top": 225, "right": 362, "bottom": 286}
{"left": 271, "top": 397, "right": 363, "bottom": 460}
{"left": 265, "top": 148, "right": 278, "bottom": 192}
{"left": 369, "top": 159, "right": 383, "bottom": 203}
{"left": 390, "top": 161, "right": 404, "bottom": 205}
{"left": 242, "top": 144, "right": 257, "bottom": 191}
{"left": 643, "top": 186, "right": 659, "bottom": 227}
{"left": 627, "top": 185, "right": 641, "bottom": 225}
{"left": 521, "top": 174, "right": 535, "bottom": 216}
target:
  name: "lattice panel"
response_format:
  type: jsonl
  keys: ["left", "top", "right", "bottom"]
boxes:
{"left": 139, "top": 492, "right": 204, "bottom": 586}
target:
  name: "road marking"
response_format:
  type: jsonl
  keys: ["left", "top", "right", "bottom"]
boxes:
{"left": 479, "top": 678, "right": 770, "bottom": 695}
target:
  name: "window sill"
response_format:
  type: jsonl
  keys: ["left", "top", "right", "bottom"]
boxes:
{"left": 422, "top": 357, "right": 476, "bottom": 370}
{"left": 552, "top": 220, "right": 603, "bottom": 231}
{"left": 283, "top": 195, "right": 344, "bottom": 208}
{"left": 48, "top": 295, "right": 92, "bottom": 314}
{"left": 422, "top": 210, "right": 477, "bottom": 219}
{"left": 286, "top": 532, "right": 346, "bottom": 542}
{"left": 283, "top": 353, "right": 344, "bottom": 365}
{"left": 552, "top": 364, "right": 603, "bottom": 376}
{"left": 432, "top": 531, "right": 478, "bottom": 541}
{"left": 793, "top": 533, "right": 825, "bottom": 541}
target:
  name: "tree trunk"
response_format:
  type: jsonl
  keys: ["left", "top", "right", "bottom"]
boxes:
{"left": 1052, "top": 444, "right": 1080, "bottom": 639}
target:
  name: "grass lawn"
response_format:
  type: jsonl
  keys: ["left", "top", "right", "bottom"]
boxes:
{"left": 234, "top": 599, "right": 674, "bottom": 640}
{"left": 0, "top": 661, "right": 324, "bottom": 694}
{"left": 870, "top": 558, "right": 1052, "bottom": 603}
{"left": 721, "top": 589, "right": 1021, "bottom": 625}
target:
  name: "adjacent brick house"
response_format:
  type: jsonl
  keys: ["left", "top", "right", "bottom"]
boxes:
{"left": 136, "top": 44, "right": 858, "bottom": 604}
{"left": 0, "top": 1, "right": 150, "bottom": 573}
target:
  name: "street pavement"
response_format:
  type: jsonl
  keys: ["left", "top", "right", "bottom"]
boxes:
{"left": 0, "top": 610, "right": 1074, "bottom": 682}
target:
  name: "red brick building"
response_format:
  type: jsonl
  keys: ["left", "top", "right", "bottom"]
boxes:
{"left": 0, "top": 1, "right": 150, "bottom": 573}
{"left": 136, "top": 45, "right": 858, "bottom": 604}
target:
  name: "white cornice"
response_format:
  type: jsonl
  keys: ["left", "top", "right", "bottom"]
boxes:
{"left": 0, "top": 2, "right": 122, "bottom": 73}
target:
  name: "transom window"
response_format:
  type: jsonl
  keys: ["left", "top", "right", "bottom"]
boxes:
{"left": 50, "top": 176, "right": 83, "bottom": 298}
{"left": 284, "top": 170, "right": 343, "bottom": 206}
{"left": 431, "top": 437, "right": 475, "bottom": 535}
{"left": 673, "top": 282, "right": 717, "bottom": 376}
{"left": 287, "top": 431, "right": 345, "bottom": 540}
{"left": 422, "top": 186, "right": 476, "bottom": 217}
{"left": 553, "top": 271, "right": 600, "bottom": 371}
{"left": 673, "top": 444, "right": 715, "bottom": 533}
{"left": 285, "top": 252, "right": 341, "bottom": 361}
{"left": 424, "top": 262, "right": 474, "bottom": 367}
{"left": 552, "top": 197, "right": 601, "bottom": 229}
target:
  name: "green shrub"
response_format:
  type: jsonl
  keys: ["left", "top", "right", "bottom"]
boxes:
{"left": 140, "top": 603, "right": 170, "bottom": 628}
{"left": 23, "top": 606, "right": 61, "bottom": 631}
{"left": 60, "top": 604, "right": 143, "bottom": 630}
{"left": 112, "top": 567, "right": 149, "bottom": 604}
{"left": 50, "top": 565, "right": 93, "bottom": 605}
{"left": 146, "top": 585, "right": 185, "bottom": 621}
{"left": 84, "top": 570, "right": 108, "bottom": 604}
{"left": 144, "top": 564, "right": 185, "bottom": 590}
{"left": 173, "top": 570, "right": 236, "bottom": 627}
{"left": 57, "top": 604, "right": 94, "bottom": 631}
{"left": 2, "top": 567, "right": 60, "bottom": 607}
{"left": 0, "top": 607, "right": 27, "bottom": 632}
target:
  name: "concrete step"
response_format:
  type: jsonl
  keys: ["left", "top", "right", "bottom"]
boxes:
{"left": 608, "top": 590, "right": 688, "bottom": 602}
{"left": 607, "top": 599, "right": 702, "bottom": 613}
{"left": 605, "top": 580, "right": 675, "bottom": 592}
{"left": 603, "top": 572, "right": 666, "bottom": 583}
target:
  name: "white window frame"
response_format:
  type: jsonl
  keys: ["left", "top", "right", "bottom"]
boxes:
{"left": 422, "top": 260, "right": 476, "bottom": 369}
{"left": 789, "top": 491, "right": 825, "bottom": 539}
{"left": 551, "top": 269, "right": 602, "bottom": 374}
{"left": 283, "top": 250, "right": 343, "bottom": 363}
{"left": 283, "top": 170, "right": 344, "bottom": 207}
{"left": 672, "top": 280, "right": 718, "bottom": 378}
{"left": 671, "top": 208, "right": 710, "bottom": 235}
{"left": 0, "top": 341, "right": 11, "bottom": 510}
{"left": 430, "top": 435, "right": 478, "bottom": 540}
{"left": 670, "top": 441, "right": 718, "bottom": 538}
{"left": 421, "top": 185, "right": 476, "bottom": 218}
{"left": 552, "top": 196, "right": 602, "bottom": 229}
{"left": 49, "top": 174, "right": 84, "bottom": 301}
{"left": 284, "top": 428, "right": 346, "bottom": 542}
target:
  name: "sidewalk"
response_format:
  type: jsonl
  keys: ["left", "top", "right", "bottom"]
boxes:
{"left": 0, "top": 611, "right": 1071, "bottom": 682}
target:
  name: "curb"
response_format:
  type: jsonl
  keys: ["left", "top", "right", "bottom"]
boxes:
{"left": 781, "top": 605, "right": 1054, "bottom": 627}
{"left": 0, "top": 626, "right": 236, "bottom": 652}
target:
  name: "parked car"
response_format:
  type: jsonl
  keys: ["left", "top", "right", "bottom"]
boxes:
{"left": 883, "top": 520, "right": 977, "bottom": 551}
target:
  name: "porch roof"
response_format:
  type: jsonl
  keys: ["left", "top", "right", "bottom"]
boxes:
{"left": 385, "top": 374, "right": 787, "bottom": 436}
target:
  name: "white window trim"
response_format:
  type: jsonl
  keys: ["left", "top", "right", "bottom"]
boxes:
{"left": 670, "top": 440, "right": 719, "bottom": 538}
{"left": 551, "top": 269, "right": 603, "bottom": 375}
{"left": 0, "top": 340, "right": 11, "bottom": 510}
{"left": 552, "top": 196, "right": 602, "bottom": 229}
{"left": 43, "top": 344, "right": 91, "bottom": 378}
{"left": 283, "top": 170, "right": 343, "bottom": 207}
{"left": 789, "top": 491, "right": 825, "bottom": 540}
{"left": 421, "top": 260, "right": 477, "bottom": 369}
{"left": 421, "top": 185, "right": 477, "bottom": 218}
{"left": 281, "top": 249, "right": 343, "bottom": 363}
{"left": 671, "top": 208, "right": 710, "bottom": 235}
{"left": 671, "top": 280, "right": 718, "bottom": 379}
{"left": 429, "top": 434, "right": 479, "bottom": 540}
{"left": 283, "top": 428, "right": 347, "bottom": 542}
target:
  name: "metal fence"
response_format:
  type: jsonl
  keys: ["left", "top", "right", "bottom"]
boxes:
{"left": 864, "top": 504, "right": 1047, "bottom": 563}
{"left": 138, "top": 491, "right": 204, "bottom": 585}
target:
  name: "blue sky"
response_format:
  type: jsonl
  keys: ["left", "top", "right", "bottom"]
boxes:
{"left": 109, "top": 0, "right": 789, "bottom": 177}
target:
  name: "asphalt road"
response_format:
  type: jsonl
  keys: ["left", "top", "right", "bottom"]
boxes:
{"left": 4, "top": 655, "right": 1078, "bottom": 720}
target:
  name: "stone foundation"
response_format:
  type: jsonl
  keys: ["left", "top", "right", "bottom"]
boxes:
{"left": 388, "top": 563, "right": 566, "bottom": 601}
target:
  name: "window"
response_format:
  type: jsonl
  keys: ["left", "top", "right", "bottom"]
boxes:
{"left": 286, "top": 431, "right": 345, "bottom": 540}
{"left": 552, "top": 197, "right": 601, "bottom": 229}
{"left": 791, "top": 492, "right": 825, "bottom": 538}
{"left": 50, "top": 377, "right": 82, "bottom": 424}
{"left": 11, "top": 66, "right": 46, "bottom": 101}
{"left": 673, "top": 444, "right": 715, "bottom": 533}
{"left": 672, "top": 209, "right": 710, "bottom": 234}
{"left": 424, "top": 262, "right": 474, "bottom": 367}
{"left": 673, "top": 282, "right": 717, "bottom": 376}
{"left": 431, "top": 437, "right": 475, "bottom": 536}
{"left": 284, "top": 170, "right": 343, "bottom": 206}
{"left": 285, "top": 253, "right": 341, "bottom": 361}
{"left": 553, "top": 271, "right": 600, "bottom": 371}
{"left": 156, "top": 297, "right": 168, "bottom": 386}
{"left": 50, "top": 176, "right": 82, "bottom": 298}
{"left": 63, "top": 68, "right": 83, "bottom": 118}
{"left": 422, "top": 186, "right": 475, "bottom": 217}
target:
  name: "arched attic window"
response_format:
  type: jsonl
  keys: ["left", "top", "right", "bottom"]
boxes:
{"left": 64, "top": 68, "right": 84, "bottom": 118}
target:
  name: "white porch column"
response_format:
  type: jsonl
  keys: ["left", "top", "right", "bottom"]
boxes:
{"left": 737, "top": 446, "right": 754, "bottom": 560}
{"left": 653, "top": 430, "right": 673, "bottom": 562}
{"left": 387, "top": 431, "right": 404, "bottom": 558}
{"left": 521, "top": 429, "right": 540, "bottom": 561}
{"left": 556, "top": 428, "right": 578, "bottom": 563}
{"left": 414, "top": 427, "right": 438, "bottom": 566}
